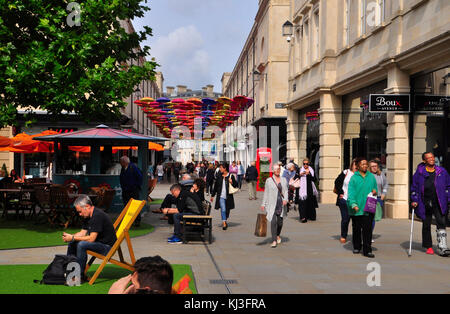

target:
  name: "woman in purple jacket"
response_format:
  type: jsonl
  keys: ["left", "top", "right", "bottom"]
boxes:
{"left": 411, "top": 152, "right": 450, "bottom": 257}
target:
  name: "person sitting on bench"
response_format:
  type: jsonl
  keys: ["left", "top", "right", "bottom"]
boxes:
{"left": 153, "top": 174, "right": 193, "bottom": 223}
{"left": 161, "top": 184, "right": 203, "bottom": 244}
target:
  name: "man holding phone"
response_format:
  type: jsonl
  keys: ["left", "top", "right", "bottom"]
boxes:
{"left": 62, "top": 195, "right": 117, "bottom": 281}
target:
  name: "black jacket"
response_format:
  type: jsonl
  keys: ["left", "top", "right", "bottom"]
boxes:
{"left": 245, "top": 166, "right": 258, "bottom": 181}
{"left": 211, "top": 174, "right": 238, "bottom": 210}
{"left": 176, "top": 190, "right": 203, "bottom": 215}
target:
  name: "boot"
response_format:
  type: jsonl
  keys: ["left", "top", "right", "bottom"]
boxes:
{"left": 436, "top": 229, "right": 450, "bottom": 257}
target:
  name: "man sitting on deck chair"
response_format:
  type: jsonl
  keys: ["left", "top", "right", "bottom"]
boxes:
{"left": 161, "top": 184, "right": 203, "bottom": 244}
{"left": 62, "top": 195, "right": 117, "bottom": 281}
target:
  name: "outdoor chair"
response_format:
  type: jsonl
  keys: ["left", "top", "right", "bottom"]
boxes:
{"left": 96, "top": 189, "right": 116, "bottom": 212}
{"left": 147, "top": 178, "right": 157, "bottom": 202}
{"left": 49, "top": 185, "right": 76, "bottom": 228}
{"left": 181, "top": 200, "right": 213, "bottom": 244}
{"left": 18, "top": 184, "right": 36, "bottom": 219}
{"left": 1, "top": 183, "right": 22, "bottom": 219}
{"left": 33, "top": 185, "right": 51, "bottom": 220}
{"left": 84, "top": 198, "right": 146, "bottom": 285}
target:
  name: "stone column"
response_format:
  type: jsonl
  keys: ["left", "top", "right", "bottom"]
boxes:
{"left": 286, "top": 108, "right": 300, "bottom": 163}
{"left": 319, "top": 91, "right": 342, "bottom": 204}
{"left": 384, "top": 65, "right": 410, "bottom": 219}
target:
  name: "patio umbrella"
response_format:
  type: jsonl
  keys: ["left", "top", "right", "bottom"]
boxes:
{"left": 0, "top": 136, "right": 12, "bottom": 147}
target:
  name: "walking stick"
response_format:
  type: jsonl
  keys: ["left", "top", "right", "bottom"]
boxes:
{"left": 408, "top": 207, "right": 415, "bottom": 257}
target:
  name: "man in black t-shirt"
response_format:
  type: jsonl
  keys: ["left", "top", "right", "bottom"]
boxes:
{"left": 63, "top": 195, "right": 117, "bottom": 278}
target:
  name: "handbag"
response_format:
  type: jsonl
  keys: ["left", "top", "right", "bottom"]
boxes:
{"left": 228, "top": 176, "right": 239, "bottom": 194}
{"left": 363, "top": 193, "right": 378, "bottom": 214}
{"left": 289, "top": 177, "right": 301, "bottom": 189}
{"left": 254, "top": 213, "right": 267, "bottom": 237}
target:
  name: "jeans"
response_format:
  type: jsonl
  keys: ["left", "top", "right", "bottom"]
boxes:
{"left": 220, "top": 197, "right": 227, "bottom": 222}
{"left": 67, "top": 241, "right": 111, "bottom": 274}
{"left": 237, "top": 175, "right": 243, "bottom": 189}
{"left": 173, "top": 212, "right": 196, "bottom": 238}
{"left": 338, "top": 198, "right": 351, "bottom": 239}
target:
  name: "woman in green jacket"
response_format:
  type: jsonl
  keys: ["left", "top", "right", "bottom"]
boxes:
{"left": 347, "top": 158, "right": 378, "bottom": 258}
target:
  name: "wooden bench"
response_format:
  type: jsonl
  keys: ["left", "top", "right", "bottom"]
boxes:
{"left": 181, "top": 200, "right": 212, "bottom": 244}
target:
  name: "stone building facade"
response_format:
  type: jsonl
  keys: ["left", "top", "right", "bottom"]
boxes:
{"left": 285, "top": 0, "right": 450, "bottom": 218}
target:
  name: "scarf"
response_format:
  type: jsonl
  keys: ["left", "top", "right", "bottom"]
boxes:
{"left": 299, "top": 166, "right": 319, "bottom": 200}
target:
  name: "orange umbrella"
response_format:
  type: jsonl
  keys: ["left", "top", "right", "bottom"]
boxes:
{"left": 0, "top": 136, "right": 12, "bottom": 147}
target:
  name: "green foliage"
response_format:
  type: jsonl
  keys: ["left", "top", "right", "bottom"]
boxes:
{"left": 0, "top": 0, "right": 158, "bottom": 128}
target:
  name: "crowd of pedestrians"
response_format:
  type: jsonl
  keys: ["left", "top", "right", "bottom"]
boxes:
{"left": 119, "top": 153, "right": 449, "bottom": 258}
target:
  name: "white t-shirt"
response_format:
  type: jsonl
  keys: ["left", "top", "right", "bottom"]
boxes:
{"left": 342, "top": 169, "right": 354, "bottom": 200}
{"left": 157, "top": 165, "right": 164, "bottom": 176}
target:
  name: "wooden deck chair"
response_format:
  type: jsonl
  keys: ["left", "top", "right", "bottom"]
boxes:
{"left": 84, "top": 198, "right": 146, "bottom": 285}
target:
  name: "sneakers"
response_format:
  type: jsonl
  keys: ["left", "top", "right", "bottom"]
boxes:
{"left": 167, "top": 236, "right": 182, "bottom": 244}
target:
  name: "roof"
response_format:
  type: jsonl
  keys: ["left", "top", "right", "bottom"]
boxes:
{"left": 34, "top": 124, "right": 168, "bottom": 145}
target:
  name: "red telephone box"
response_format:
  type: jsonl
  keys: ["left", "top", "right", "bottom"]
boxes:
{"left": 256, "top": 147, "right": 272, "bottom": 192}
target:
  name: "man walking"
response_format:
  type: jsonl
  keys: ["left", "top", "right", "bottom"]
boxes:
{"left": 245, "top": 161, "right": 259, "bottom": 200}
{"left": 411, "top": 152, "right": 450, "bottom": 257}
{"left": 120, "top": 156, "right": 143, "bottom": 226}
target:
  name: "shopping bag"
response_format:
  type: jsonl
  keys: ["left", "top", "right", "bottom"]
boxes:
{"left": 375, "top": 202, "right": 383, "bottom": 222}
{"left": 363, "top": 193, "right": 378, "bottom": 214}
{"left": 254, "top": 213, "right": 267, "bottom": 237}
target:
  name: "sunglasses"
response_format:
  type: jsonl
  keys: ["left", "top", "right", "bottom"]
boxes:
{"left": 303, "top": 163, "right": 309, "bottom": 165}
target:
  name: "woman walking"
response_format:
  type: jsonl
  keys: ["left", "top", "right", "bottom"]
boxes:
{"left": 261, "top": 164, "right": 288, "bottom": 248}
{"left": 229, "top": 161, "right": 238, "bottom": 181}
{"left": 334, "top": 159, "right": 357, "bottom": 244}
{"left": 237, "top": 161, "right": 245, "bottom": 190}
{"left": 369, "top": 160, "right": 388, "bottom": 241}
{"left": 298, "top": 158, "right": 319, "bottom": 223}
{"left": 347, "top": 157, "right": 378, "bottom": 258}
{"left": 210, "top": 163, "right": 238, "bottom": 230}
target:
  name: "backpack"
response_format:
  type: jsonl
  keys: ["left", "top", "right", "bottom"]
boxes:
{"left": 36, "top": 255, "right": 79, "bottom": 285}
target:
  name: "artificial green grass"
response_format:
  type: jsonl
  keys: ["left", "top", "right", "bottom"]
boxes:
{"left": 0, "top": 218, "right": 154, "bottom": 250}
{"left": 0, "top": 264, "right": 197, "bottom": 294}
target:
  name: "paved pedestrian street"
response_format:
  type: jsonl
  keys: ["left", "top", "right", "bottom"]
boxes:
{"left": 1, "top": 183, "right": 449, "bottom": 294}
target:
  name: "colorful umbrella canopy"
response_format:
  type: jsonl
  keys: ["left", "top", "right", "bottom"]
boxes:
{"left": 135, "top": 95, "right": 254, "bottom": 138}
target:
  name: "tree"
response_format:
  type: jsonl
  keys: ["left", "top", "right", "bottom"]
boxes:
{"left": 0, "top": 0, "right": 158, "bottom": 128}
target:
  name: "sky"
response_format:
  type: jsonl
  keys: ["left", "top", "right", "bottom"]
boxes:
{"left": 132, "top": 0, "right": 259, "bottom": 94}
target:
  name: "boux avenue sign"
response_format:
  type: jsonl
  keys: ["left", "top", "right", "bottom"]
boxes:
{"left": 369, "top": 94, "right": 411, "bottom": 113}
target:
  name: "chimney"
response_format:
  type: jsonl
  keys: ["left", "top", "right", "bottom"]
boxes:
{"left": 176, "top": 85, "right": 187, "bottom": 95}
{"left": 166, "top": 86, "right": 175, "bottom": 96}
{"left": 206, "top": 85, "right": 214, "bottom": 96}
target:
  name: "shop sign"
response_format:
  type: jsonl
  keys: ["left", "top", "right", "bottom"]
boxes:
{"left": 369, "top": 94, "right": 410, "bottom": 113}
{"left": 414, "top": 95, "right": 449, "bottom": 113}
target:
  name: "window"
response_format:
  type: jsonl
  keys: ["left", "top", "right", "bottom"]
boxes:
{"left": 303, "top": 18, "right": 309, "bottom": 65}
{"left": 360, "top": 0, "right": 367, "bottom": 36}
{"left": 344, "top": 0, "right": 351, "bottom": 46}
{"left": 313, "top": 8, "right": 320, "bottom": 61}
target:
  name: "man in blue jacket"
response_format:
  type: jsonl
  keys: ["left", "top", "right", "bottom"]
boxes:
{"left": 411, "top": 152, "right": 450, "bottom": 257}
{"left": 120, "top": 156, "right": 143, "bottom": 226}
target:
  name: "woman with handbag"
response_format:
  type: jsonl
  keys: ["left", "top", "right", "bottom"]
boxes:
{"left": 347, "top": 157, "right": 378, "bottom": 258}
{"left": 261, "top": 164, "right": 288, "bottom": 248}
{"left": 211, "top": 162, "right": 238, "bottom": 230}
{"left": 333, "top": 159, "right": 357, "bottom": 244}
